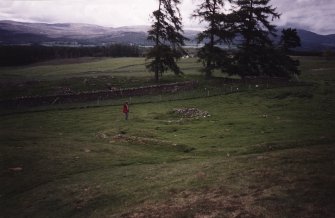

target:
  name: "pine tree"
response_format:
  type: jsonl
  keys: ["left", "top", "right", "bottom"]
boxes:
{"left": 146, "top": 0, "right": 187, "bottom": 82}
{"left": 232, "top": 0, "right": 280, "bottom": 78}
{"left": 276, "top": 28, "right": 301, "bottom": 77}
{"left": 280, "top": 28, "right": 301, "bottom": 52}
{"left": 193, "top": 0, "right": 235, "bottom": 79}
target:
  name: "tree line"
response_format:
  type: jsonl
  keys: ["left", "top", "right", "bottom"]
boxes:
{"left": 146, "top": 0, "right": 302, "bottom": 81}
{"left": 0, "top": 44, "right": 140, "bottom": 66}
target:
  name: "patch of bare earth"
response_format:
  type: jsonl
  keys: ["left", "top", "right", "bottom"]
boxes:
{"left": 110, "top": 134, "right": 170, "bottom": 145}
{"left": 96, "top": 132, "right": 172, "bottom": 146}
{"left": 121, "top": 188, "right": 264, "bottom": 218}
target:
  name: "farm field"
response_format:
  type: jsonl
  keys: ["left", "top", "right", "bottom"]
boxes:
{"left": 0, "top": 57, "right": 207, "bottom": 99}
{"left": 1, "top": 56, "right": 335, "bottom": 217}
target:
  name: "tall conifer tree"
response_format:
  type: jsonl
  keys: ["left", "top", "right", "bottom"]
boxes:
{"left": 193, "top": 0, "right": 235, "bottom": 79}
{"left": 280, "top": 28, "right": 301, "bottom": 52}
{"left": 232, "top": 0, "right": 280, "bottom": 78}
{"left": 146, "top": 0, "right": 187, "bottom": 82}
{"left": 275, "top": 28, "right": 301, "bottom": 77}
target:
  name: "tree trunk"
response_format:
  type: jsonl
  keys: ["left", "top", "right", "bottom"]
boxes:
{"left": 155, "top": 64, "right": 159, "bottom": 82}
{"left": 154, "top": 0, "right": 162, "bottom": 82}
{"left": 206, "top": 0, "right": 217, "bottom": 79}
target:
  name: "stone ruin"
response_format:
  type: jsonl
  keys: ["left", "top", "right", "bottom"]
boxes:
{"left": 172, "top": 108, "right": 210, "bottom": 118}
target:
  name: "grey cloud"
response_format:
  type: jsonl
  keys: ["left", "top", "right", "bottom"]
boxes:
{"left": 0, "top": 0, "right": 334, "bottom": 34}
{"left": 272, "top": 0, "right": 335, "bottom": 34}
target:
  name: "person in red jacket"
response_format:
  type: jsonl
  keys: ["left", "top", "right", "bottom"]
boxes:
{"left": 123, "top": 101, "right": 129, "bottom": 120}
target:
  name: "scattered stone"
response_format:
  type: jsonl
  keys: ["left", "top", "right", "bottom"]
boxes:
{"left": 9, "top": 167, "right": 23, "bottom": 172}
{"left": 55, "top": 87, "right": 74, "bottom": 95}
{"left": 96, "top": 132, "right": 108, "bottom": 139}
{"left": 172, "top": 108, "right": 210, "bottom": 118}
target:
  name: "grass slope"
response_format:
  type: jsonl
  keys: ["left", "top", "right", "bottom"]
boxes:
{"left": 0, "top": 57, "right": 335, "bottom": 217}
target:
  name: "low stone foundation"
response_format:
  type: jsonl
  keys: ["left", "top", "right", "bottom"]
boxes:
{"left": 0, "top": 81, "right": 198, "bottom": 108}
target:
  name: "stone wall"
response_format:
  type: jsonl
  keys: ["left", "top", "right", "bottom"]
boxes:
{"left": 0, "top": 81, "right": 198, "bottom": 109}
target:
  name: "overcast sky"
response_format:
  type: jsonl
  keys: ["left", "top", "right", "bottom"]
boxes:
{"left": 1, "top": 0, "right": 334, "bottom": 35}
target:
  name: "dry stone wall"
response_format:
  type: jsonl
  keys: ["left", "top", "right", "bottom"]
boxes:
{"left": 0, "top": 81, "right": 198, "bottom": 108}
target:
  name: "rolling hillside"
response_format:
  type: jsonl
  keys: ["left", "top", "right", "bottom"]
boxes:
{"left": 0, "top": 20, "right": 334, "bottom": 51}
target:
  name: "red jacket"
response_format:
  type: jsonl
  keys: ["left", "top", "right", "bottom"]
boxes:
{"left": 123, "top": 104, "right": 129, "bottom": 113}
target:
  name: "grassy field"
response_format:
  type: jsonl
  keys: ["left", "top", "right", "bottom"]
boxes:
{"left": 0, "top": 56, "right": 335, "bottom": 217}
{"left": 0, "top": 57, "right": 203, "bottom": 99}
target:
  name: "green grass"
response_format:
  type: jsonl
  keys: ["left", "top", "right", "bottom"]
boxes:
{"left": 1, "top": 56, "right": 335, "bottom": 217}
{"left": 0, "top": 57, "right": 203, "bottom": 99}
{"left": 0, "top": 57, "right": 146, "bottom": 80}
{"left": 0, "top": 57, "right": 202, "bottom": 81}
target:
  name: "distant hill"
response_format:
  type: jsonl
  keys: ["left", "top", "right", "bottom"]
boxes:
{"left": 0, "top": 20, "right": 334, "bottom": 51}
{"left": 0, "top": 20, "right": 198, "bottom": 46}
{"left": 295, "top": 29, "right": 335, "bottom": 51}
{"left": 0, "top": 20, "right": 149, "bottom": 45}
